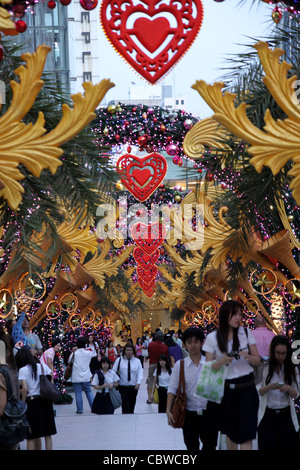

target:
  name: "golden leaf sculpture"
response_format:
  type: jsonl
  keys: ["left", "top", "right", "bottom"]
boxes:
{"left": 0, "top": 7, "right": 16, "bottom": 33}
{"left": 0, "top": 44, "right": 114, "bottom": 210}
{"left": 191, "top": 41, "right": 300, "bottom": 204}
{"left": 183, "top": 116, "right": 231, "bottom": 160}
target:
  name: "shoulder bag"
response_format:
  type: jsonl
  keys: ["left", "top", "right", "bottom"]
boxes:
{"left": 0, "top": 365, "right": 29, "bottom": 447}
{"left": 64, "top": 351, "right": 75, "bottom": 381}
{"left": 109, "top": 387, "right": 122, "bottom": 409}
{"left": 170, "top": 359, "right": 186, "bottom": 428}
{"left": 39, "top": 364, "right": 60, "bottom": 402}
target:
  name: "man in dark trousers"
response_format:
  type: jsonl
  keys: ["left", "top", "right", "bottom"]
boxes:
{"left": 113, "top": 342, "right": 143, "bottom": 413}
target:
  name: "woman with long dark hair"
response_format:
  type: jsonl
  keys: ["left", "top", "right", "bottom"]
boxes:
{"left": 257, "top": 335, "right": 300, "bottom": 450}
{"left": 151, "top": 353, "right": 172, "bottom": 412}
{"left": 203, "top": 300, "right": 260, "bottom": 450}
{"left": 164, "top": 334, "right": 183, "bottom": 366}
{"left": 15, "top": 347, "right": 57, "bottom": 450}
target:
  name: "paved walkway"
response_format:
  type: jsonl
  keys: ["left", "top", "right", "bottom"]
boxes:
{"left": 19, "top": 360, "right": 186, "bottom": 451}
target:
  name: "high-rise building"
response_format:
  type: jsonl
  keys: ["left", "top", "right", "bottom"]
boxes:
{"left": 15, "top": 2, "right": 70, "bottom": 91}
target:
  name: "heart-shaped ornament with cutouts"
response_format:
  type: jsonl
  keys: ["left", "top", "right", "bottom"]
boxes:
{"left": 131, "top": 222, "right": 166, "bottom": 254}
{"left": 116, "top": 153, "right": 167, "bottom": 202}
{"left": 137, "top": 265, "right": 158, "bottom": 283}
{"left": 100, "top": 0, "right": 204, "bottom": 83}
{"left": 133, "top": 247, "right": 160, "bottom": 270}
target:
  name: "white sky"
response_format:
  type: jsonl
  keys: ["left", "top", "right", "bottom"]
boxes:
{"left": 97, "top": 0, "right": 274, "bottom": 119}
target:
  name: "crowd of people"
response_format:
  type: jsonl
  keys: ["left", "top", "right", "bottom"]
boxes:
{"left": 0, "top": 300, "right": 299, "bottom": 451}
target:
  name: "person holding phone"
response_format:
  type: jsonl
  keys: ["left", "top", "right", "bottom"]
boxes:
{"left": 257, "top": 335, "right": 300, "bottom": 450}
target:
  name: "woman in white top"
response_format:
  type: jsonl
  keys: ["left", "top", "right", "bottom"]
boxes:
{"left": 40, "top": 338, "right": 61, "bottom": 379}
{"left": 203, "top": 300, "right": 260, "bottom": 450}
{"left": 150, "top": 353, "right": 172, "bottom": 413}
{"left": 257, "top": 335, "right": 300, "bottom": 450}
{"left": 91, "top": 356, "right": 119, "bottom": 414}
{"left": 16, "top": 347, "right": 57, "bottom": 450}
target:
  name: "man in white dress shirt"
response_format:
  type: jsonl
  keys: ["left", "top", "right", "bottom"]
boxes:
{"left": 167, "top": 328, "right": 215, "bottom": 451}
{"left": 113, "top": 342, "right": 143, "bottom": 414}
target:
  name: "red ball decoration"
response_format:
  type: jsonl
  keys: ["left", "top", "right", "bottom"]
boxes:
{"left": 80, "top": 0, "right": 98, "bottom": 10}
{"left": 60, "top": 0, "right": 72, "bottom": 4}
{"left": 15, "top": 20, "right": 27, "bottom": 33}
{"left": 13, "top": 4, "right": 26, "bottom": 17}
{"left": 48, "top": 0, "right": 56, "bottom": 8}
{"left": 137, "top": 135, "right": 147, "bottom": 147}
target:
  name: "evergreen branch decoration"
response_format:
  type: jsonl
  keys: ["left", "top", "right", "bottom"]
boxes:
{"left": 191, "top": 41, "right": 300, "bottom": 205}
{"left": 0, "top": 44, "right": 114, "bottom": 210}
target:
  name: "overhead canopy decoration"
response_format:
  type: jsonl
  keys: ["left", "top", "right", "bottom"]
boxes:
{"left": 100, "top": 0, "right": 204, "bottom": 83}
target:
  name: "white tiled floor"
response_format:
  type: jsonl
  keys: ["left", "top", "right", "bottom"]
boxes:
{"left": 19, "top": 360, "right": 186, "bottom": 451}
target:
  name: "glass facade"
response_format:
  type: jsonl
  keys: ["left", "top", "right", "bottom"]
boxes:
{"left": 15, "top": 2, "right": 70, "bottom": 92}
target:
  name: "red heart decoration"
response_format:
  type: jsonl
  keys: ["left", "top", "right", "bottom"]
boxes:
{"left": 116, "top": 153, "right": 167, "bottom": 202}
{"left": 143, "top": 287, "right": 155, "bottom": 298}
{"left": 137, "top": 265, "right": 158, "bottom": 283}
{"left": 132, "top": 168, "right": 152, "bottom": 186}
{"left": 138, "top": 276, "right": 156, "bottom": 291}
{"left": 131, "top": 222, "right": 166, "bottom": 254}
{"left": 133, "top": 247, "right": 160, "bottom": 271}
{"left": 100, "top": 0, "right": 204, "bottom": 84}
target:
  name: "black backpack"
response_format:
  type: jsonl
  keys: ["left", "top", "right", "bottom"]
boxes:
{"left": 0, "top": 364, "right": 29, "bottom": 448}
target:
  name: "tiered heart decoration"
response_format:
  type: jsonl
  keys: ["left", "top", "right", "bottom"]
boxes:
{"left": 116, "top": 153, "right": 167, "bottom": 202}
{"left": 100, "top": 0, "right": 204, "bottom": 83}
{"left": 131, "top": 221, "right": 167, "bottom": 254}
{"left": 132, "top": 222, "right": 166, "bottom": 297}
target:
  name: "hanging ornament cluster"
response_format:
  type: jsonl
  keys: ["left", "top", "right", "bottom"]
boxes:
{"left": 132, "top": 222, "right": 166, "bottom": 297}
{"left": 100, "top": 0, "right": 204, "bottom": 83}
{"left": 93, "top": 104, "right": 198, "bottom": 167}
{"left": 116, "top": 152, "right": 167, "bottom": 202}
{"left": 0, "top": 0, "right": 98, "bottom": 40}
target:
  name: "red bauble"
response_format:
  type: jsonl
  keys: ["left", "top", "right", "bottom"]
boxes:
{"left": 13, "top": 4, "right": 26, "bottom": 17}
{"left": 137, "top": 135, "right": 147, "bottom": 147}
{"left": 48, "top": 0, "right": 56, "bottom": 8}
{"left": 80, "top": 0, "right": 98, "bottom": 10}
{"left": 60, "top": 0, "right": 72, "bottom": 5}
{"left": 15, "top": 20, "right": 27, "bottom": 33}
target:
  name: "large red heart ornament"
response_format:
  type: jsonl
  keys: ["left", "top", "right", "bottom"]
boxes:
{"left": 131, "top": 222, "right": 166, "bottom": 254}
{"left": 100, "top": 0, "right": 204, "bottom": 84}
{"left": 116, "top": 153, "right": 167, "bottom": 202}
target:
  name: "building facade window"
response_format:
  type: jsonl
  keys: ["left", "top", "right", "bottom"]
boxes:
{"left": 14, "top": 2, "right": 70, "bottom": 92}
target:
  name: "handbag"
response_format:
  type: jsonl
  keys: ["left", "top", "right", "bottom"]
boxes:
{"left": 39, "top": 364, "right": 60, "bottom": 403}
{"left": 170, "top": 360, "right": 186, "bottom": 428}
{"left": 153, "top": 387, "right": 159, "bottom": 404}
{"left": 195, "top": 360, "right": 228, "bottom": 404}
{"left": 109, "top": 387, "right": 122, "bottom": 409}
{"left": 0, "top": 365, "right": 29, "bottom": 447}
{"left": 64, "top": 351, "right": 75, "bottom": 381}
